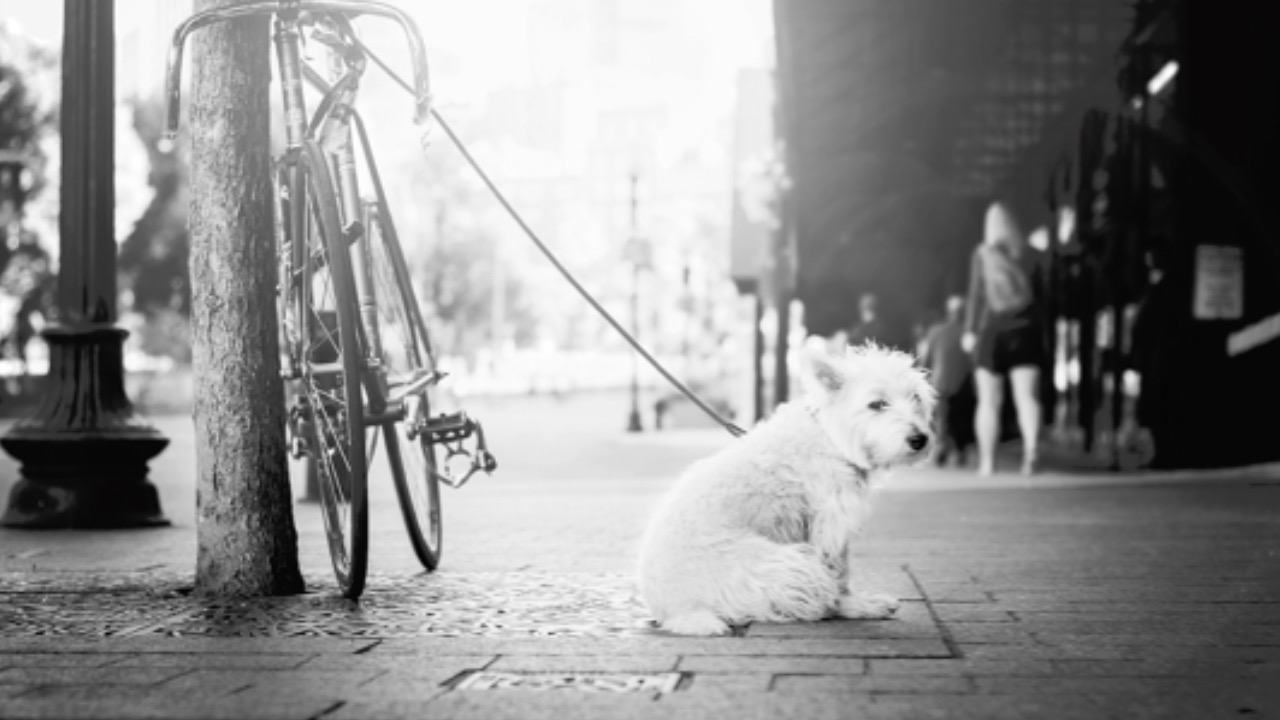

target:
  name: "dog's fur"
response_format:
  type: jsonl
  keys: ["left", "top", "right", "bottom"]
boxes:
{"left": 637, "top": 342, "right": 936, "bottom": 636}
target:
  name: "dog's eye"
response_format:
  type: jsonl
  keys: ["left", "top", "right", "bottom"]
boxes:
{"left": 868, "top": 400, "right": 888, "bottom": 411}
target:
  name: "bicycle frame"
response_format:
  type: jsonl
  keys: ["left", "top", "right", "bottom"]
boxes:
{"left": 298, "top": 19, "right": 445, "bottom": 425}
{"left": 166, "top": 0, "right": 495, "bottom": 492}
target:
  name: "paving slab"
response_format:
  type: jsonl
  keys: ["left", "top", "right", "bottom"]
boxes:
{"left": 772, "top": 673, "right": 975, "bottom": 695}
{"left": 676, "top": 655, "right": 867, "bottom": 675}
{"left": 0, "top": 697, "right": 341, "bottom": 720}
{"left": 867, "top": 658, "right": 1059, "bottom": 677}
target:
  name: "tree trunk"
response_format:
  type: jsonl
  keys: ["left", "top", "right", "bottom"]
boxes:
{"left": 188, "top": 0, "right": 304, "bottom": 595}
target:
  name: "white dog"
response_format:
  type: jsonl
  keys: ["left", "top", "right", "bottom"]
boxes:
{"left": 637, "top": 342, "right": 936, "bottom": 636}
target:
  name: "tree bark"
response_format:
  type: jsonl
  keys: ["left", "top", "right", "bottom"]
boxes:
{"left": 188, "top": 0, "right": 304, "bottom": 595}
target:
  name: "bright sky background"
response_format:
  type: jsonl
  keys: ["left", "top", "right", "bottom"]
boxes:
{"left": 2, "top": 0, "right": 776, "bottom": 383}
{"left": 1, "top": 0, "right": 774, "bottom": 246}
{"left": 0, "top": 2, "right": 59, "bottom": 43}
{"left": 0, "top": 1, "right": 773, "bottom": 136}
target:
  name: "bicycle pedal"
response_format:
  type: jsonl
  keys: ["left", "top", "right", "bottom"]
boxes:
{"left": 422, "top": 412, "right": 473, "bottom": 444}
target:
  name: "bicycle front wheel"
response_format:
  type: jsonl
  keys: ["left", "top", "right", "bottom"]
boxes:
{"left": 365, "top": 201, "right": 443, "bottom": 572}
{"left": 281, "top": 140, "right": 369, "bottom": 598}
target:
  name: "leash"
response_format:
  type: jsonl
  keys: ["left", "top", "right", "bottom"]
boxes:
{"left": 357, "top": 38, "right": 746, "bottom": 439}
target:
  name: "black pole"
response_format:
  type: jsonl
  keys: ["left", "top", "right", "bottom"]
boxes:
{"left": 1, "top": 0, "right": 169, "bottom": 528}
{"left": 773, "top": 276, "right": 790, "bottom": 409}
{"left": 753, "top": 293, "right": 765, "bottom": 422}
{"left": 626, "top": 172, "right": 643, "bottom": 433}
{"left": 771, "top": 0, "right": 796, "bottom": 412}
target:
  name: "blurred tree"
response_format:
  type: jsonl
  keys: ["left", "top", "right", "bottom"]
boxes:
{"left": 0, "top": 22, "right": 58, "bottom": 213}
{"left": 388, "top": 145, "right": 537, "bottom": 363}
{"left": 0, "top": 23, "right": 58, "bottom": 383}
{"left": 118, "top": 97, "right": 192, "bottom": 362}
{"left": 0, "top": 237, "right": 53, "bottom": 369}
{"left": 119, "top": 97, "right": 190, "bottom": 315}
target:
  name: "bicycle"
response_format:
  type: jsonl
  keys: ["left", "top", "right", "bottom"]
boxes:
{"left": 165, "top": 0, "right": 497, "bottom": 599}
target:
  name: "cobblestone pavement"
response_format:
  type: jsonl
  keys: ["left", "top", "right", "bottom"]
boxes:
{"left": 2, "top": 391, "right": 1280, "bottom": 719}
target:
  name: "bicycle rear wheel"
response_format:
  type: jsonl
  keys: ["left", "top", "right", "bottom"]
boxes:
{"left": 280, "top": 140, "right": 369, "bottom": 598}
{"left": 364, "top": 201, "right": 443, "bottom": 571}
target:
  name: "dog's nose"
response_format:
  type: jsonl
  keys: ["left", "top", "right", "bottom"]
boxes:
{"left": 907, "top": 433, "right": 929, "bottom": 452}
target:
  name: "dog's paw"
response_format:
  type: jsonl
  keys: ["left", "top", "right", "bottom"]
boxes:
{"left": 837, "top": 593, "right": 900, "bottom": 620}
{"left": 661, "top": 611, "right": 731, "bottom": 636}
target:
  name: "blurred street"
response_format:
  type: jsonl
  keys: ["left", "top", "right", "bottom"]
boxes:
{"left": 2, "top": 388, "right": 1279, "bottom": 719}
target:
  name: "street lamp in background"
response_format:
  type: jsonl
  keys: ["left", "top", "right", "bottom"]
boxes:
{"left": 623, "top": 171, "right": 651, "bottom": 433}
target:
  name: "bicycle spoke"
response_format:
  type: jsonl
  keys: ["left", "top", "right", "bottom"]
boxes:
{"left": 289, "top": 149, "right": 366, "bottom": 593}
{"left": 311, "top": 399, "right": 350, "bottom": 488}
{"left": 310, "top": 407, "right": 352, "bottom": 548}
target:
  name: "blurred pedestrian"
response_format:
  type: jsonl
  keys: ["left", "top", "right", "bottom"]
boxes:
{"left": 961, "top": 201, "right": 1048, "bottom": 476}
{"left": 913, "top": 307, "right": 940, "bottom": 357}
{"left": 920, "top": 294, "right": 975, "bottom": 467}
{"left": 848, "top": 292, "right": 886, "bottom": 347}
{"left": 1129, "top": 245, "right": 1168, "bottom": 466}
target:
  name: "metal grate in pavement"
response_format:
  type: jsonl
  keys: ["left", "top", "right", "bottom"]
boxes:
{"left": 0, "top": 571, "right": 655, "bottom": 639}
{"left": 452, "top": 670, "right": 685, "bottom": 695}
{"left": 0, "top": 567, "right": 947, "bottom": 647}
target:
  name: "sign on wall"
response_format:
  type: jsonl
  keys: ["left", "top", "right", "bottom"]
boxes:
{"left": 1228, "top": 311, "right": 1280, "bottom": 357}
{"left": 1193, "top": 245, "right": 1243, "bottom": 320}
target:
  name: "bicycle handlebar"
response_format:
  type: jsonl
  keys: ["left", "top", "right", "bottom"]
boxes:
{"left": 164, "top": 0, "right": 431, "bottom": 139}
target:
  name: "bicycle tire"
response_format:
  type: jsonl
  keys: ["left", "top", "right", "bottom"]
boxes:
{"left": 364, "top": 202, "right": 443, "bottom": 571}
{"left": 280, "top": 140, "right": 369, "bottom": 598}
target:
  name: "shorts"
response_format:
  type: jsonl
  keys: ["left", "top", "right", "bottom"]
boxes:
{"left": 976, "top": 316, "right": 1044, "bottom": 374}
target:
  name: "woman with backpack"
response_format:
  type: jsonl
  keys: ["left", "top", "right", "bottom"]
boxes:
{"left": 961, "top": 201, "right": 1048, "bottom": 476}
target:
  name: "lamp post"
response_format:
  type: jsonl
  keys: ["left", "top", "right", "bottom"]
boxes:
{"left": 623, "top": 171, "right": 650, "bottom": 433}
{"left": 1, "top": 0, "right": 169, "bottom": 528}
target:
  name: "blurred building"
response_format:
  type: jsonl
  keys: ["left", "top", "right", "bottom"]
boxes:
{"left": 770, "top": 0, "right": 1280, "bottom": 469}
{"left": 354, "top": 0, "right": 771, "bottom": 405}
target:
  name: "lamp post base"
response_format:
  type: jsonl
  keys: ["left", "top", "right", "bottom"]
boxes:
{"left": 0, "top": 463, "right": 168, "bottom": 529}
{"left": 0, "top": 324, "right": 169, "bottom": 529}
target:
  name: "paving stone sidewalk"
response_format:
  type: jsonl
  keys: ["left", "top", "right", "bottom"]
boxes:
{"left": 2, "top": 394, "right": 1280, "bottom": 719}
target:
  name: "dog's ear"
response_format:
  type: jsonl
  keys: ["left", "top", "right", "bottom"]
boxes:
{"left": 803, "top": 346, "right": 846, "bottom": 396}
